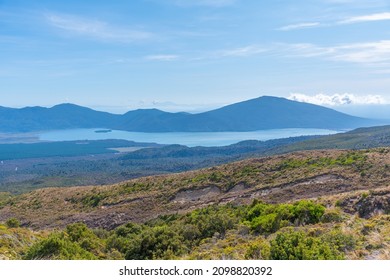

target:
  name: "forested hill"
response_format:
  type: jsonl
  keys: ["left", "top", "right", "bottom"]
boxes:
{"left": 0, "top": 96, "right": 378, "bottom": 132}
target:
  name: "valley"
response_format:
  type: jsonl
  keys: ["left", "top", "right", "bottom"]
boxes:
{"left": 1, "top": 111, "right": 390, "bottom": 260}
{"left": 2, "top": 125, "right": 390, "bottom": 194}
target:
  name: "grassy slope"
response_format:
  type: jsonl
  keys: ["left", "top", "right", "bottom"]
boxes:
{"left": 1, "top": 148, "right": 389, "bottom": 230}
{"left": 0, "top": 147, "right": 390, "bottom": 260}
{"left": 0, "top": 223, "right": 46, "bottom": 260}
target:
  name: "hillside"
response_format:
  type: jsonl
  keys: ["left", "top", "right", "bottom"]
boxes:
{"left": 276, "top": 125, "right": 390, "bottom": 152}
{"left": 0, "top": 96, "right": 378, "bottom": 132}
{"left": 1, "top": 148, "right": 390, "bottom": 260}
{"left": 1, "top": 148, "right": 389, "bottom": 230}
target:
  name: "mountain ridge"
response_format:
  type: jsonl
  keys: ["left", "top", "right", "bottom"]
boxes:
{"left": 0, "top": 96, "right": 380, "bottom": 132}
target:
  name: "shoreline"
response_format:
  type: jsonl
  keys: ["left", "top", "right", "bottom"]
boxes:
{"left": 0, "top": 132, "right": 43, "bottom": 144}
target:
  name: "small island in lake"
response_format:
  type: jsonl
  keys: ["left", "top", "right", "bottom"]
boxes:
{"left": 94, "top": 129, "right": 112, "bottom": 133}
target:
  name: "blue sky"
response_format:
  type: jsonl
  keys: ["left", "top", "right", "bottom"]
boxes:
{"left": 1, "top": 0, "right": 389, "bottom": 113}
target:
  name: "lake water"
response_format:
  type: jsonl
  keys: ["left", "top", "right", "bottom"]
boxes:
{"left": 39, "top": 128, "right": 342, "bottom": 147}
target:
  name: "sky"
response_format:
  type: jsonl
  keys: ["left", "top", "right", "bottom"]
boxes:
{"left": 1, "top": 0, "right": 390, "bottom": 114}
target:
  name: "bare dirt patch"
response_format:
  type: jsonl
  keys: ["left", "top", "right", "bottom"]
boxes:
{"left": 173, "top": 186, "right": 221, "bottom": 204}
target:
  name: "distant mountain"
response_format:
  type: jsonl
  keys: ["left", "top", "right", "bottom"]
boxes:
{"left": 0, "top": 96, "right": 381, "bottom": 132}
{"left": 0, "top": 103, "right": 119, "bottom": 132}
{"left": 192, "top": 96, "right": 376, "bottom": 131}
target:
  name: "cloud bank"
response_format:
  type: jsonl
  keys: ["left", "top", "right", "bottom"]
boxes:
{"left": 288, "top": 93, "right": 387, "bottom": 106}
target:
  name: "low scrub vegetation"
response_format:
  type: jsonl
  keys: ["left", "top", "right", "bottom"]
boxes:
{"left": 1, "top": 148, "right": 390, "bottom": 260}
{"left": 0, "top": 199, "right": 371, "bottom": 260}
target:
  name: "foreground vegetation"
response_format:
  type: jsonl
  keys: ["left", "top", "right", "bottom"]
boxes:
{"left": 1, "top": 197, "right": 389, "bottom": 260}
{"left": 1, "top": 146, "right": 390, "bottom": 260}
{"left": 2, "top": 148, "right": 388, "bottom": 230}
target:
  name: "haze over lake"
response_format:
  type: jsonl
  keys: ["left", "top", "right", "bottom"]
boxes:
{"left": 39, "top": 128, "right": 342, "bottom": 147}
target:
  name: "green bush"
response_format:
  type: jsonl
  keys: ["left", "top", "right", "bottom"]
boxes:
{"left": 245, "top": 238, "right": 271, "bottom": 259}
{"left": 114, "top": 222, "right": 142, "bottom": 237}
{"left": 24, "top": 232, "right": 97, "bottom": 260}
{"left": 184, "top": 205, "right": 239, "bottom": 240}
{"left": 24, "top": 223, "right": 107, "bottom": 260}
{"left": 270, "top": 229, "right": 345, "bottom": 260}
{"left": 321, "top": 230, "right": 355, "bottom": 252}
{"left": 320, "top": 209, "right": 344, "bottom": 223}
{"left": 106, "top": 223, "right": 143, "bottom": 254}
{"left": 65, "top": 223, "right": 105, "bottom": 256}
{"left": 250, "top": 213, "right": 280, "bottom": 234}
{"left": 246, "top": 200, "right": 325, "bottom": 234}
{"left": 5, "top": 218, "right": 20, "bottom": 228}
{"left": 125, "top": 225, "right": 186, "bottom": 260}
{"left": 292, "top": 200, "right": 325, "bottom": 225}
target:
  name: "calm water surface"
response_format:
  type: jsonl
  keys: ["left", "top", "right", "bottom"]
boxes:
{"left": 39, "top": 128, "right": 342, "bottom": 147}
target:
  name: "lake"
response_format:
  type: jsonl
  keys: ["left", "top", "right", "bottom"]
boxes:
{"left": 39, "top": 128, "right": 342, "bottom": 147}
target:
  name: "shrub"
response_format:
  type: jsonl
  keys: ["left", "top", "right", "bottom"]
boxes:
{"left": 291, "top": 200, "right": 325, "bottom": 225}
{"left": 250, "top": 213, "right": 280, "bottom": 234}
{"left": 5, "top": 218, "right": 20, "bottom": 228}
{"left": 114, "top": 222, "right": 142, "bottom": 237}
{"left": 184, "top": 205, "right": 239, "bottom": 240}
{"left": 270, "top": 229, "right": 345, "bottom": 260}
{"left": 125, "top": 225, "right": 186, "bottom": 260}
{"left": 245, "top": 238, "right": 271, "bottom": 259}
{"left": 246, "top": 200, "right": 325, "bottom": 234}
{"left": 320, "top": 209, "right": 344, "bottom": 223}
{"left": 24, "top": 232, "right": 96, "bottom": 260}
{"left": 322, "top": 230, "right": 355, "bottom": 252}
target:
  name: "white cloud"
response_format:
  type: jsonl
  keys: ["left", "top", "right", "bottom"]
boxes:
{"left": 145, "top": 55, "right": 180, "bottom": 61}
{"left": 323, "top": 0, "right": 355, "bottom": 3}
{"left": 173, "top": 0, "right": 236, "bottom": 7}
{"left": 339, "top": 12, "right": 390, "bottom": 24}
{"left": 155, "top": 40, "right": 390, "bottom": 66}
{"left": 332, "top": 41, "right": 390, "bottom": 63}
{"left": 323, "top": 0, "right": 385, "bottom": 5}
{"left": 282, "top": 43, "right": 335, "bottom": 57}
{"left": 278, "top": 22, "right": 320, "bottom": 31}
{"left": 283, "top": 40, "right": 390, "bottom": 65}
{"left": 218, "top": 45, "right": 267, "bottom": 57}
{"left": 279, "top": 12, "right": 390, "bottom": 32}
{"left": 45, "top": 13, "right": 152, "bottom": 43}
{"left": 288, "top": 93, "right": 388, "bottom": 106}
{"left": 178, "top": 41, "right": 390, "bottom": 65}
